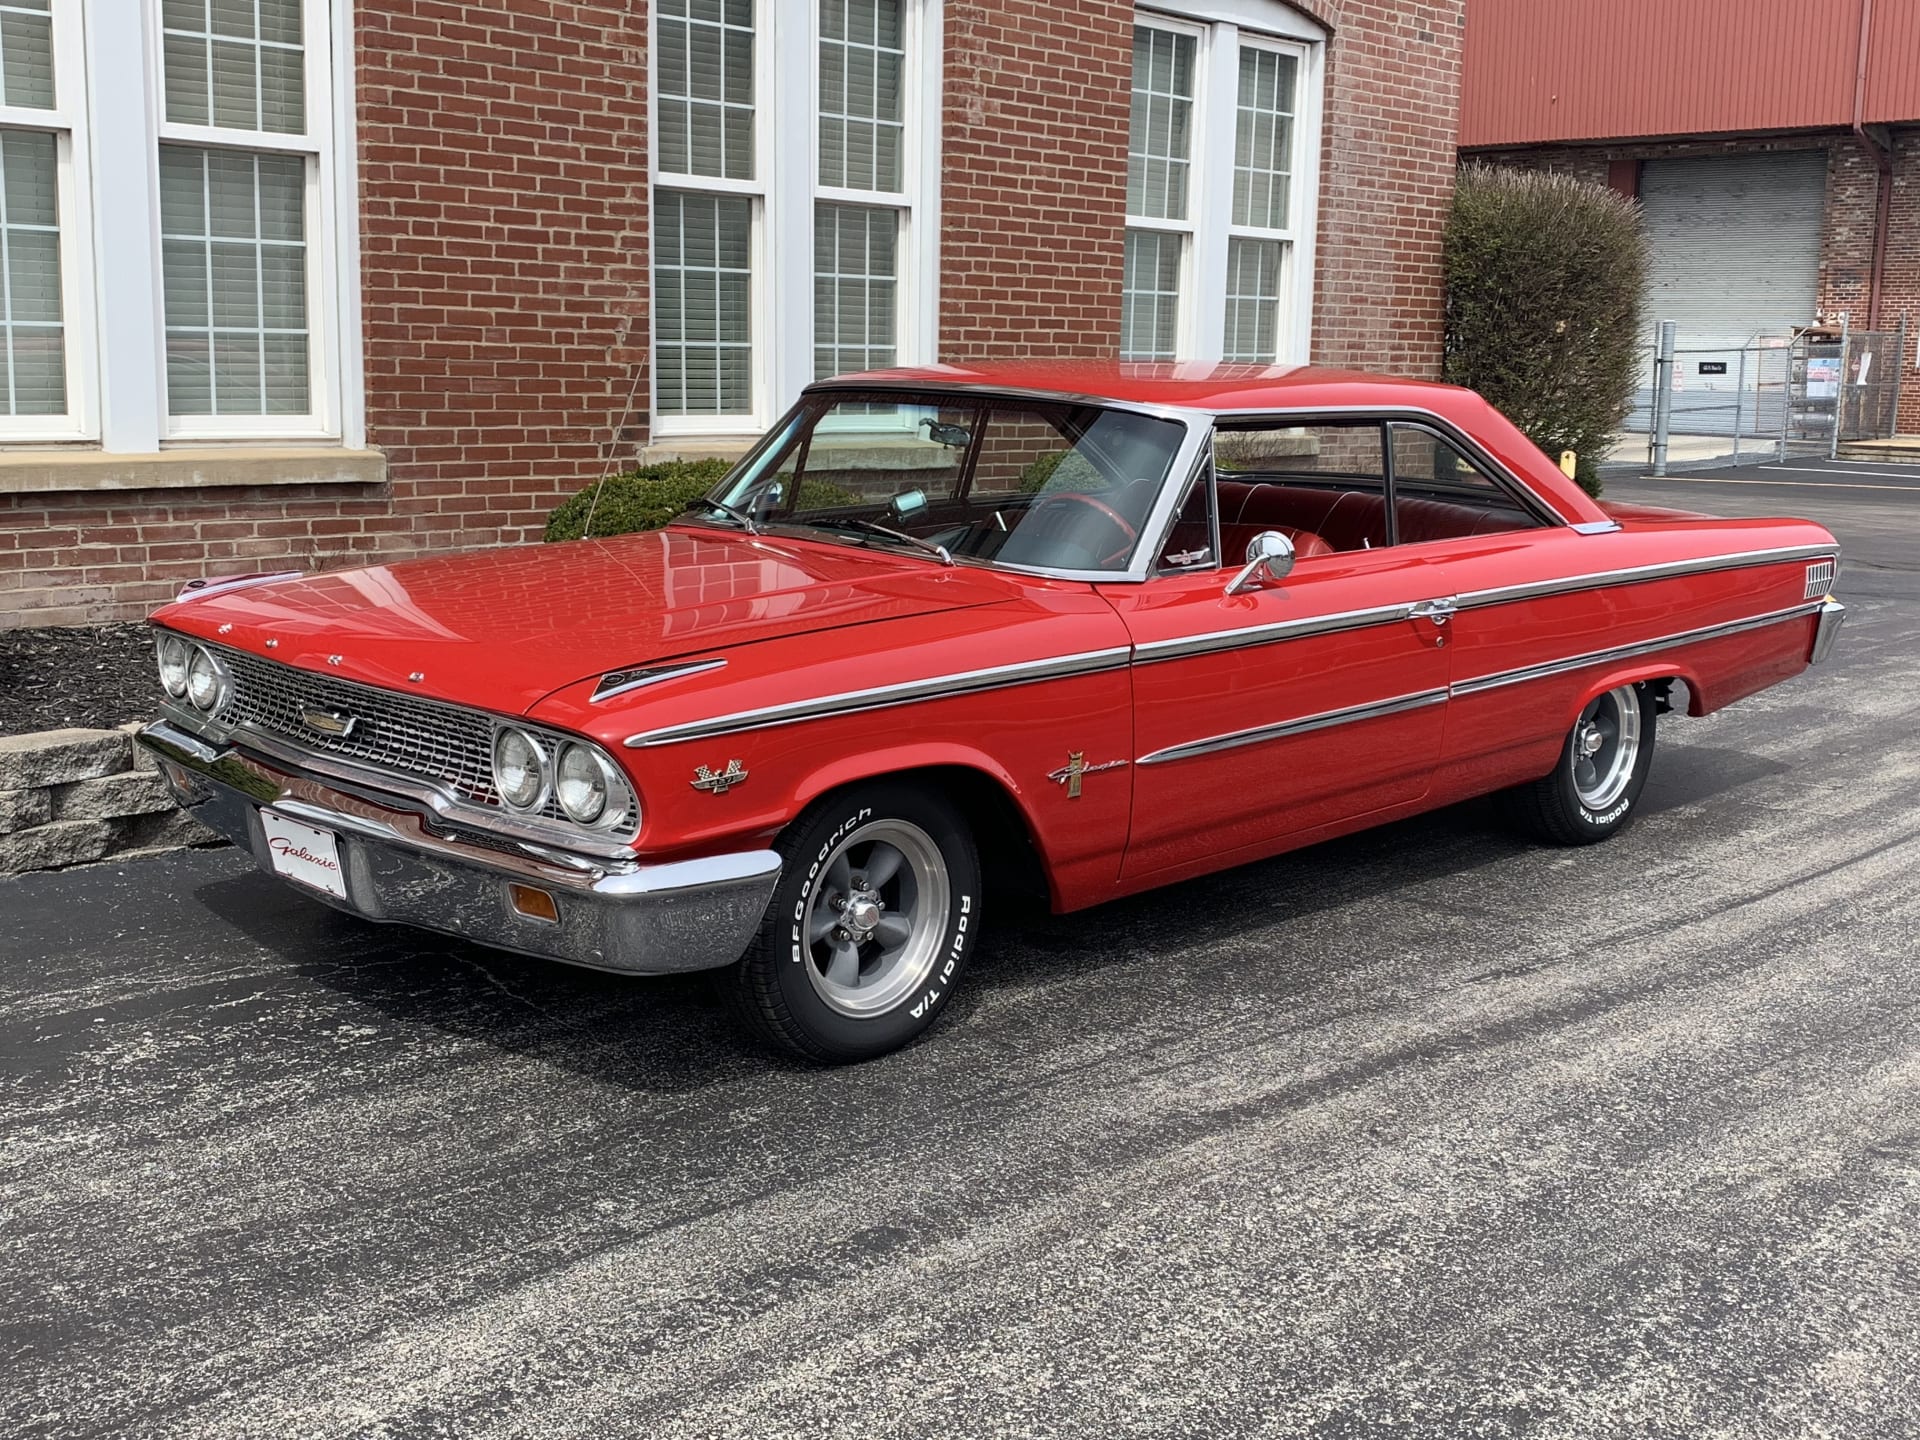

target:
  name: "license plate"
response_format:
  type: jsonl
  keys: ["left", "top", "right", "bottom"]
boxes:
{"left": 260, "top": 809, "right": 348, "bottom": 900}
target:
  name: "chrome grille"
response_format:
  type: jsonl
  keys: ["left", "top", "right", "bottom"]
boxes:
{"left": 204, "top": 646, "right": 640, "bottom": 837}
{"left": 1804, "top": 559, "right": 1837, "bottom": 599}
{"left": 215, "top": 646, "right": 503, "bottom": 806}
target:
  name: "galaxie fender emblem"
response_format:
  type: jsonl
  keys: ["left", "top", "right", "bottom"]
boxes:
{"left": 300, "top": 708, "right": 360, "bottom": 740}
{"left": 691, "top": 759, "right": 748, "bottom": 795}
{"left": 1047, "top": 751, "right": 1128, "bottom": 799}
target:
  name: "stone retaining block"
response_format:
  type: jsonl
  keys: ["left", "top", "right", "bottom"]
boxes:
{"left": 0, "top": 725, "right": 223, "bottom": 876}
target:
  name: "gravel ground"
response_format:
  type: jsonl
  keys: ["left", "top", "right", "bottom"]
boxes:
{"left": 0, "top": 625, "right": 156, "bottom": 736}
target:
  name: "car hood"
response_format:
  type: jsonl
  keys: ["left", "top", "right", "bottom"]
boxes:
{"left": 152, "top": 525, "right": 1025, "bottom": 715}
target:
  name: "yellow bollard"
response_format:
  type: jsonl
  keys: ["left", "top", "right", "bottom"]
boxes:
{"left": 1559, "top": 449, "right": 1578, "bottom": 479}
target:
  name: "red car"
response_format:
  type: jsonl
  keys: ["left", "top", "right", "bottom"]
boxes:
{"left": 142, "top": 364, "right": 1845, "bottom": 1062}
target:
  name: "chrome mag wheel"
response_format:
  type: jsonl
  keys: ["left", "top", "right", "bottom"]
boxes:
{"left": 1569, "top": 684, "right": 1643, "bottom": 812}
{"left": 800, "top": 818, "right": 950, "bottom": 1018}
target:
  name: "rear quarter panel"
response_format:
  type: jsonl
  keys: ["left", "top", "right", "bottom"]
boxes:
{"left": 1430, "top": 517, "right": 1837, "bottom": 798}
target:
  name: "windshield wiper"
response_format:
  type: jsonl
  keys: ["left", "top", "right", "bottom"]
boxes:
{"left": 804, "top": 517, "right": 953, "bottom": 566}
{"left": 684, "top": 495, "right": 760, "bottom": 535}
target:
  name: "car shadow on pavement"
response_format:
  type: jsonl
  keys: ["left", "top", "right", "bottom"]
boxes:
{"left": 182, "top": 738, "right": 1786, "bottom": 1087}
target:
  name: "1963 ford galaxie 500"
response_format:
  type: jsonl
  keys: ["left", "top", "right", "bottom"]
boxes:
{"left": 140, "top": 364, "right": 1845, "bottom": 1061}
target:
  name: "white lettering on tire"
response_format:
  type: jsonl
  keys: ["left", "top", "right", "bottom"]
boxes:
{"left": 789, "top": 806, "right": 873, "bottom": 966}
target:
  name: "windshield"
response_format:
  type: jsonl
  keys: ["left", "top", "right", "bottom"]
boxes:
{"left": 703, "top": 391, "right": 1187, "bottom": 573}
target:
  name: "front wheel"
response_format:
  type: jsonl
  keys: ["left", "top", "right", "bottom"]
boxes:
{"left": 730, "top": 782, "right": 981, "bottom": 1062}
{"left": 1500, "top": 683, "right": 1657, "bottom": 845}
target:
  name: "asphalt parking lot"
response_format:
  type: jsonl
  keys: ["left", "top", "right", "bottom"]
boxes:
{"left": 3, "top": 464, "right": 1916, "bottom": 1439}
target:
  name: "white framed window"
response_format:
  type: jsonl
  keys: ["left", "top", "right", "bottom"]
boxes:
{"left": 0, "top": 1, "right": 95, "bottom": 441}
{"left": 1123, "top": 2, "right": 1323, "bottom": 366}
{"left": 0, "top": 2, "right": 359, "bottom": 454}
{"left": 155, "top": 0, "right": 339, "bottom": 438}
{"left": 650, "top": 0, "right": 941, "bottom": 438}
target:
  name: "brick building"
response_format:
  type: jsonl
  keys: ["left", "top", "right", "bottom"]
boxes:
{"left": 2, "top": 0, "right": 1463, "bottom": 628}
{"left": 1460, "top": 0, "right": 1920, "bottom": 435}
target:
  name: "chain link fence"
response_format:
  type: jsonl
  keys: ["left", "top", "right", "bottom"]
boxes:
{"left": 1613, "top": 319, "right": 1909, "bottom": 472}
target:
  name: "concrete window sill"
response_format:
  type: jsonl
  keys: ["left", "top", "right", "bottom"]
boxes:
{"left": 0, "top": 446, "right": 387, "bottom": 496}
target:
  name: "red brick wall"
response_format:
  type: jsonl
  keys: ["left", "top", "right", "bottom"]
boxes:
{"left": 8, "top": 0, "right": 1470, "bottom": 629}
{"left": 1472, "top": 130, "right": 1920, "bottom": 432}
{"left": 4, "top": 0, "right": 652, "bottom": 630}
{"left": 938, "top": 1, "right": 1133, "bottom": 358}
{"left": 1308, "top": 0, "right": 1465, "bottom": 376}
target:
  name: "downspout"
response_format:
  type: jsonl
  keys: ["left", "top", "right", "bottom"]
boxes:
{"left": 1853, "top": 0, "right": 1893, "bottom": 328}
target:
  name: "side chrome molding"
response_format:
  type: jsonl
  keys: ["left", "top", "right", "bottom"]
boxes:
{"left": 625, "top": 647, "right": 1134, "bottom": 748}
{"left": 1139, "top": 599, "right": 1829, "bottom": 764}
{"left": 1454, "top": 543, "right": 1839, "bottom": 612}
{"left": 1134, "top": 602, "right": 1417, "bottom": 665}
{"left": 1449, "top": 600, "right": 1826, "bottom": 697}
{"left": 1137, "top": 688, "right": 1448, "bottom": 767}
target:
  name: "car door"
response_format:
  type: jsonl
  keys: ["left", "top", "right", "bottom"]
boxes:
{"left": 1104, "top": 420, "right": 1456, "bottom": 882}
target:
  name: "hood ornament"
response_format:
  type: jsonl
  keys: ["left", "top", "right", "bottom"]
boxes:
{"left": 691, "top": 760, "right": 748, "bottom": 795}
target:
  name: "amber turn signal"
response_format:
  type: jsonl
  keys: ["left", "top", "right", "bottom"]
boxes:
{"left": 508, "top": 884, "right": 559, "bottom": 923}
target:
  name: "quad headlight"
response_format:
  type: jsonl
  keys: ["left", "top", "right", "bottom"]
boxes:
{"left": 554, "top": 743, "right": 610, "bottom": 824}
{"left": 156, "top": 633, "right": 191, "bottom": 698}
{"left": 492, "top": 727, "right": 549, "bottom": 811}
{"left": 186, "top": 647, "right": 224, "bottom": 711}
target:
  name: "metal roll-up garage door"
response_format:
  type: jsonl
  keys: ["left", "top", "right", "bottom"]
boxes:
{"left": 1639, "top": 150, "right": 1827, "bottom": 349}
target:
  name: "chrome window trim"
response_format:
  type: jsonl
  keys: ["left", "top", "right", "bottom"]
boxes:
{"left": 1570, "top": 520, "right": 1621, "bottom": 535}
{"left": 1454, "top": 543, "right": 1841, "bottom": 612}
{"left": 1209, "top": 406, "right": 1569, "bottom": 532}
{"left": 1450, "top": 600, "right": 1826, "bottom": 697}
{"left": 624, "top": 646, "right": 1134, "bottom": 748}
{"left": 717, "top": 382, "right": 1216, "bottom": 586}
{"left": 1137, "top": 688, "right": 1449, "bottom": 767}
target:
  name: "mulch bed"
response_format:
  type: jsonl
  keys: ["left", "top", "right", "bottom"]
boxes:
{"left": 0, "top": 625, "right": 158, "bottom": 737}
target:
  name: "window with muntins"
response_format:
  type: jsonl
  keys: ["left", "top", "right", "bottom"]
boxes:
{"left": 0, "top": 2, "right": 355, "bottom": 450}
{"left": 157, "top": 0, "right": 335, "bottom": 435}
{"left": 651, "top": 0, "right": 940, "bottom": 435}
{"left": 1123, "top": 4, "right": 1321, "bottom": 366}
{"left": 0, "top": 2, "right": 85, "bottom": 438}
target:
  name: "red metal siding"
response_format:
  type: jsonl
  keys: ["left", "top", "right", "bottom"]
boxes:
{"left": 1461, "top": 0, "right": 1920, "bottom": 148}
{"left": 1866, "top": 1, "right": 1920, "bottom": 121}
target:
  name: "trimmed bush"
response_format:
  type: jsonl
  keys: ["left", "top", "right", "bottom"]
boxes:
{"left": 1444, "top": 164, "right": 1648, "bottom": 497}
{"left": 1018, "top": 449, "right": 1104, "bottom": 493}
{"left": 544, "top": 461, "right": 868, "bottom": 541}
{"left": 545, "top": 458, "right": 735, "bottom": 541}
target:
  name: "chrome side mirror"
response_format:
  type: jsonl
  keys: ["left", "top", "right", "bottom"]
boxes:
{"left": 1224, "top": 530, "right": 1295, "bottom": 596}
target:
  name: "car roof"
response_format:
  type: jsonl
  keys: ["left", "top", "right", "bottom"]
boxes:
{"left": 808, "top": 360, "right": 1477, "bottom": 415}
{"left": 807, "top": 360, "right": 1614, "bottom": 529}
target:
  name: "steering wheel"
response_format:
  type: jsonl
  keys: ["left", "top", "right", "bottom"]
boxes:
{"left": 1029, "top": 491, "right": 1139, "bottom": 567}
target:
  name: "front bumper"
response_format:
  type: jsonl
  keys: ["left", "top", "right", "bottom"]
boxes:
{"left": 139, "top": 721, "right": 781, "bottom": 975}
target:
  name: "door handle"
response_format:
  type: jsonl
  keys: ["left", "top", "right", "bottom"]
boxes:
{"left": 1409, "top": 597, "right": 1457, "bottom": 625}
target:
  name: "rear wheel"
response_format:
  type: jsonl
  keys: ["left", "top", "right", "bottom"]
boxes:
{"left": 731, "top": 782, "right": 981, "bottom": 1063}
{"left": 1501, "top": 683, "right": 1657, "bottom": 845}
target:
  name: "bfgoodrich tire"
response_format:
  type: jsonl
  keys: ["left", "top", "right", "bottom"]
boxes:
{"left": 731, "top": 782, "right": 982, "bottom": 1063}
{"left": 1501, "top": 683, "right": 1658, "bottom": 846}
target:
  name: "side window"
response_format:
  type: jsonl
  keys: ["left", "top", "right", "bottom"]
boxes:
{"left": 1156, "top": 456, "right": 1215, "bottom": 569}
{"left": 1388, "top": 424, "right": 1545, "bottom": 542}
{"left": 1210, "top": 421, "right": 1389, "bottom": 558}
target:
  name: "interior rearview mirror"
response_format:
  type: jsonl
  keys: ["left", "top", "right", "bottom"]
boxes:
{"left": 1224, "top": 529, "right": 1296, "bottom": 596}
